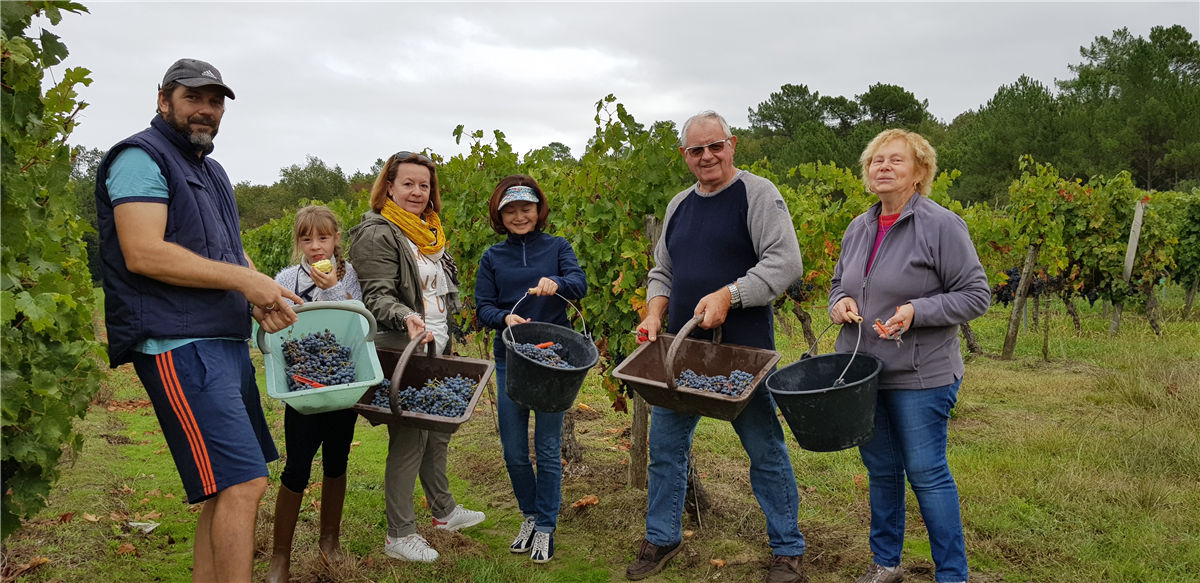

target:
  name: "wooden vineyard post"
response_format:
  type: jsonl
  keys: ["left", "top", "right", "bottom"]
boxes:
{"left": 1002, "top": 242, "right": 1041, "bottom": 359}
{"left": 628, "top": 214, "right": 661, "bottom": 489}
{"left": 1110, "top": 199, "right": 1146, "bottom": 334}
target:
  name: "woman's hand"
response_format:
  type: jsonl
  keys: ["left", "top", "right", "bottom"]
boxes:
{"left": 881, "top": 303, "right": 914, "bottom": 336}
{"left": 505, "top": 313, "right": 530, "bottom": 327}
{"left": 405, "top": 313, "right": 434, "bottom": 345}
{"left": 831, "top": 297, "right": 862, "bottom": 325}
{"left": 309, "top": 262, "right": 338, "bottom": 290}
{"left": 527, "top": 277, "right": 559, "bottom": 296}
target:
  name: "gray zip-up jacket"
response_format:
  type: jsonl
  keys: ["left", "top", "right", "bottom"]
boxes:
{"left": 829, "top": 194, "right": 990, "bottom": 390}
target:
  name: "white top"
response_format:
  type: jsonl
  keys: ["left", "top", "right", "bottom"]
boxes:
{"left": 406, "top": 238, "right": 450, "bottom": 353}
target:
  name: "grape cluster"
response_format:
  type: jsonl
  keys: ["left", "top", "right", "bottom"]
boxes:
{"left": 281, "top": 330, "right": 356, "bottom": 391}
{"left": 675, "top": 368, "right": 755, "bottom": 397}
{"left": 368, "top": 375, "right": 476, "bottom": 418}
{"left": 513, "top": 342, "right": 572, "bottom": 369}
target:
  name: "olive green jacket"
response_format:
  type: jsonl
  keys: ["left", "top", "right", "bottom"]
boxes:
{"left": 347, "top": 210, "right": 460, "bottom": 351}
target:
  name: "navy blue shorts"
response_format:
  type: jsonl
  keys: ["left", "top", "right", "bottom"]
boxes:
{"left": 132, "top": 339, "right": 279, "bottom": 503}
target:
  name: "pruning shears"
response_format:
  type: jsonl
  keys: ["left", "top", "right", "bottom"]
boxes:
{"left": 873, "top": 318, "right": 904, "bottom": 346}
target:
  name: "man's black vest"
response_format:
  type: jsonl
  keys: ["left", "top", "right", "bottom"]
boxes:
{"left": 95, "top": 116, "right": 250, "bottom": 366}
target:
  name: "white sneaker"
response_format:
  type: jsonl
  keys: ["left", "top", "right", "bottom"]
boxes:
{"left": 384, "top": 533, "right": 439, "bottom": 562}
{"left": 510, "top": 517, "right": 537, "bottom": 553}
{"left": 432, "top": 504, "right": 485, "bottom": 531}
{"left": 530, "top": 530, "right": 554, "bottom": 563}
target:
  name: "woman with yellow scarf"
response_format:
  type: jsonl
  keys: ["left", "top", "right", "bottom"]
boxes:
{"left": 349, "top": 151, "right": 485, "bottom": 562}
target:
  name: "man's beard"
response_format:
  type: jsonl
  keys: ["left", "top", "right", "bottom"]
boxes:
{"left": 163, "top": 103, "right": 219, "bottom": 151}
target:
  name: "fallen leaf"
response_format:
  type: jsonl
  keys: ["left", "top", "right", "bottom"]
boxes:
{"left": 58, "top": 512, "right": 75, "bottom": 523}
{"left": 350, "top": 441, "right": 362, "bottom": 448}
{"left": 146, "top": 488, "right": 161, "bottom": 497}
{"left": 420, "top": 495, "right": 428, "bottom": 508}
{"left": 143, "top": 510, "right": 162, "bottom": 520}
{"left": 109, "top": 511, "right": 129, "bottom": 521}
{"left": 120, "top": 485, "right": 134, "bottom": 494}
{"left": 82, "top": 513, "right": 100, "bottom": 522}
{"left": 683, "top": 529, "right": 694, "bottom": 538}
{"left": 29, "top": 557, "right": 51, "bottom": 568}
{"left": 139, "top": 497, "right": 150, "bottom": 505}
{"left": 710, "top": 558, "right": 726, "bottom": 568}
{"left": 619, "top": 458, "right": 628, "bottom": 465}
{"left": 605, "top": 428, "right": 622, "bottom": 434}
{"left": 571, "top": 494, "right": 599, "bottom": 508}
{"left": 5, "top": 556, "right": 52, "bottom": 578}
{"left": 164, "top": 493, "right": 176, "bottom": 499}
{"left": 576, "top": 403, "right": 593, "bottom": 412}
{"left": 116, "top": 542, "right": 137, "bottom": 555}
{"left": 363, "top": 556, "right": 376, "bottom": 568}
{"left": 853, "top": 474, "right": 868, "bottom": 491}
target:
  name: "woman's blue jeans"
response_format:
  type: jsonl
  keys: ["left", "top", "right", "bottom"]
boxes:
{"left": 859, "top": 379, "right": 967, "bottom": 582}
{"left": 645, "top": 384, "right": 805, "bottom": 556}
{"left": 496, "top": 357, "right": 564, "bottom": 533}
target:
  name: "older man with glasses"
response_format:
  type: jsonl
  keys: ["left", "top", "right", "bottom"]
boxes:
{"left": 627, "top": 111, "right": 808, "bottom": 583}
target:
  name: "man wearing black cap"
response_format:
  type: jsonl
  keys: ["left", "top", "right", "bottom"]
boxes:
{"left": 94, "top": 58, "right": 303, "bottom": 582}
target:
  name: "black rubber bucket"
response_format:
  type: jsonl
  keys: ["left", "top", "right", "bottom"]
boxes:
{"left": 766, "top": 320, "right": 883, "bottom": 452}
{"left": 501, "top": 294, "right": 598, "bottom": 413}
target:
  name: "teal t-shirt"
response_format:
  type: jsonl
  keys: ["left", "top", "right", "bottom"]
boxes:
{"left": 106, "top": 147, "right": 242, "bottom": 354}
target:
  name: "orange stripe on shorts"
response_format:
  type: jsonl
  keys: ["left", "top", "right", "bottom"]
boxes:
{"left": 156, "top": 351, "right": 217, "bottom": 496}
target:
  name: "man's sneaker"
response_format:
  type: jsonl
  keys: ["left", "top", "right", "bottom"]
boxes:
{"left": 625, "top": 539, "right": 681, "bottom": 580}
{"left": 510, "top": 517, "right": 537, "bottom": 553}
{"left": 854, "top": 563, "right": 904, "bottom": 583}
{"left": 767, "top": 554, "right": 808, "bottom": 583}
{"left": 383, "top": 533, "right": 438, "bottom": 562}
{"left": 432, "top": 504, "right": 485, "bottom": 531}
{"left": 530, "top": 531, "right": 554, "bottom": 563}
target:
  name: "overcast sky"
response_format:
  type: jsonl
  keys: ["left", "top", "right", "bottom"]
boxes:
{"left": 41, "top": 1, "right": 1199, "bottom": 186}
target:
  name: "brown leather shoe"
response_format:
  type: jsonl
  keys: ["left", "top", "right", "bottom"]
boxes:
{"left": 766, "top": 554, "right": 807, "bottom": 583}
{"left": 625, "top": 539, "right": 681, "bottom": 580}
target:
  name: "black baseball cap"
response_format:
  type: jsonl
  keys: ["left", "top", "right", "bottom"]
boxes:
{"left": 161, "top": 58, "right": 235, "bottom": 99}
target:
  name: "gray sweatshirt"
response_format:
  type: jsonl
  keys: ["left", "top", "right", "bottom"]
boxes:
{"left": 829, "top": 194, "right": 990, "bottom": 390}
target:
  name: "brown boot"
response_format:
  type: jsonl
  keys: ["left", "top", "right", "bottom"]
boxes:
{"left": 766, "top": 554, "right": 808, "bottom": 583}
{"left": 625, "top": 539, "right": 681, "bottom": 580}
{"left": 266, "top": 485, "right": 304, "bottom": 583}
{"left": 318, "top": 473, "right": 347, "bottom": 564}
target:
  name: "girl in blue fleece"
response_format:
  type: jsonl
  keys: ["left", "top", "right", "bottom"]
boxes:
{"left": 475, "top": 175, "right": 587, "bottom": 564}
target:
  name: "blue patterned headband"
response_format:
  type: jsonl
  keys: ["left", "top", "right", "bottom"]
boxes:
{"left": 498, "top": 185, "right": 539, "bottom": 209}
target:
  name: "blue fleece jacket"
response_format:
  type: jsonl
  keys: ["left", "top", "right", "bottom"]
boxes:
{"left": 475, "top": 230, "right": 587, "bottom": 358}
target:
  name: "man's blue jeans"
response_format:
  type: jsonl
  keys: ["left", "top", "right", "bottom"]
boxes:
{"left": 645, "top": 384, "right": 805, "bottom": 556}
{"left": 496, "top": 357, "right": 564, "bottom": 533}
{"left": 859, "top": 379, "right": 967, "bottom": 582}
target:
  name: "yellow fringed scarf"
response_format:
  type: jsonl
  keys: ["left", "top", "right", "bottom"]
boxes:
{"left": 381, "top": 199, "right": 445, "bottom": 255}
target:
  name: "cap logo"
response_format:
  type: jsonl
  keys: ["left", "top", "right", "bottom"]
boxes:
{"left": 201, "top": 70, "right": 218, "bottom": 79}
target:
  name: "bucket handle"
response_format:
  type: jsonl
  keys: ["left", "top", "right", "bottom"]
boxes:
{"left": 805, "top": 313, "right": 863, "bottom": 387}
{"left": 503, "top": 292, "right": 590, "bottom": 346}
{"left": 256, "top": 301, "right": 379, "bottom": 355}
{"left": 385, "top": 334, "right": 439, "bottom": 416}
{"left": 664, "top": 314, "right": 723, "bottom": 391}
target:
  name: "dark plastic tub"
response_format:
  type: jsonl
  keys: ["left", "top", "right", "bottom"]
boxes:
{"left": 766, "top": 350, "right": 883, "bottom": 452}
{"left": 353, "top": 336, "right": 494, "bottom": 433}
{"left": 501, "top": 293, "right": 598, "bottom": 413}
{"left": 612, "top": 315, "right": 781, "bottom": 421}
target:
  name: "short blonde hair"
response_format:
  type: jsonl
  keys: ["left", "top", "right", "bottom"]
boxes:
{"left": 859, "top": 129, "right": 937, "bottom": 197}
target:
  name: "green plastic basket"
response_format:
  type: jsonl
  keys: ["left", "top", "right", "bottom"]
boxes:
{"left": 257, "top": 301, "right": 384, "bottom": 414}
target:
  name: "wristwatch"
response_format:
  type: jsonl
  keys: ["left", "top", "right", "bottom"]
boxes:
{"left": 727, "top": 283, "right": 742, "bottom": 309}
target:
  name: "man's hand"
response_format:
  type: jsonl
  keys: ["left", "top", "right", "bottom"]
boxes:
{"left": 247, "top": 273, "right": 303, "bottom": 333}
{"left": 636, "top": 296, "right": 669, "bottom": 343}
{"left": 694, "top": 287, "right": 732, "bottom": 329}
{"left": 505, "top": 313, "right": 531, "bottom": 327}
{"left": 831, "top": 297, "right": 862, "bottom": 324}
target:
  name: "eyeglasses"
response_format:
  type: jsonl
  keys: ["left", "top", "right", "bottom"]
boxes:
{"left": 394, "top": 151, "right": 433, "bottom": 163}
{"left": 683, "top": 138, "right": 732, "bottom": 158}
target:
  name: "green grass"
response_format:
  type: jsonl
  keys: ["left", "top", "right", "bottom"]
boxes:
{"left": 3, "top": 292, "right": 1198, "bottom": 582}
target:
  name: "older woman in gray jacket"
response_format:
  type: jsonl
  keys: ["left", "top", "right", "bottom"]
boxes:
{"left": 829, "top": 130, "right": 990, "bottom": 583}
{"left": 349, "top": 151, "right": 485, "bottom": 563}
